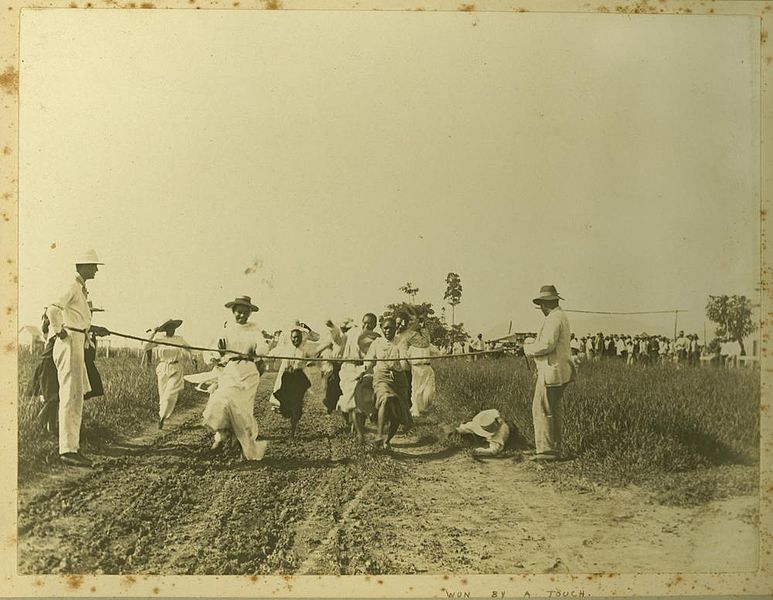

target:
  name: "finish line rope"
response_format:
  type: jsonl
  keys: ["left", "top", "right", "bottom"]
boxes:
{"left": 66, "top": 326, "right": 518, "bottom": 363}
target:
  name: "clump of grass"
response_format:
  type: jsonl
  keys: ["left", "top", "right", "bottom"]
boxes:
{"left": 430, "top": 356, "right": 759, "bottom": 498}
{"left": 17, "top": 346, "right": 198, "bottom": 480}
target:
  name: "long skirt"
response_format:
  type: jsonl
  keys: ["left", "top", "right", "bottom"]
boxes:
{"left": 373, "top": 369, "right": 413, "bottom": 430}
{"left": 31, "top": 337, "right": 105, "bottom": 431}
{"left": 353, "top": 373, "right": 376, "bottom": 417}
{"left": 203, "top": 361, "right": 265, "bottom": 460}
{"left": 274, "top": 369, "right": 311, "bottom": 422}
{"left": 30, "top": 337, "right": 60, "bottom": 431}
{"left": 409, "top": 364, "right": 436, "bottom": 417}
{"left": 156, "top": 361, "right": 184, "bottom": 420}
{"left": 83, "top": 345, "right": 104, "bottom": 399}
{"left": 322, "top": 363, "right": 342, "bottom": 414}
{"left": 337, "top": 363, "right": 365, "bottom": 413}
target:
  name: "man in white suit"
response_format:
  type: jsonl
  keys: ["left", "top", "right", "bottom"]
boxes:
{"left": 47, "top": 250, "right": 109, "bottom": 467}
{"left": 523, "top": 285, "right": 574, "bottom": 462}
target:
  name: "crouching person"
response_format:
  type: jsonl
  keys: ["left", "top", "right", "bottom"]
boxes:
{"left": 456, "top": 409, "right": 511, "bottom": 457}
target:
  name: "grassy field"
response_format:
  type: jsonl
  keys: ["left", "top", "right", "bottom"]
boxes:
{"left": 17, "top": 348, "right": 760, "bottom": 503}
{"left": 428, "top": 356, "right": 760, "bottom": 504}
{"left": 17, "top": 346, "right": 198, "bottom": 479}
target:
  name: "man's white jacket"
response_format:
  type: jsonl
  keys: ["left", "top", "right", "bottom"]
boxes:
{"left": 524, "top": 307, "right": 574, "bottom": 387}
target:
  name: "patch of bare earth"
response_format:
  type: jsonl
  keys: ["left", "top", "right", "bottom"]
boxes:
{"left": 17, "top": 373, "right": 758, "bottom": 574}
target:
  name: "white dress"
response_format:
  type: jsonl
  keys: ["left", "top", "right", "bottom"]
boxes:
{"left": 202, "top": 320, "right": 269, "bottom": 460}
{"left": 408, "top": 345, "right": 437, "bottom": 417}
{"left": 145, "top": 334, "right": 191, "bottom": 420}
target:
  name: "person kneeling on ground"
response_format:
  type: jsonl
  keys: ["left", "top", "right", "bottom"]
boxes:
{"left": 456, "top": 409, "right": 511, "bottom": 457}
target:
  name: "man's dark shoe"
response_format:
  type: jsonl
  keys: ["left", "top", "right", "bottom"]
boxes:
{"left": 60, "top": 452, "right": 92, "bottom": 467}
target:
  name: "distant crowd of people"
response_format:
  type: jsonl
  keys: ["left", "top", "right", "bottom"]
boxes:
{"left": 568, "top": 330, "right": 744, "bottom": 367}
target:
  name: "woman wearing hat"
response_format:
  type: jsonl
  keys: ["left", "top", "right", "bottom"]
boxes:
{"left": 142, "top": 318, "right": 192, "bottom": 429}
{"left": 202, "top": 296, "right": 269, "bottom": 460}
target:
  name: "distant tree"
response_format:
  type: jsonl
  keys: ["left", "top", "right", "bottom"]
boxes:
{"left": 386, "top": 301, "right": 444, "bottom": 344}
{"left": 448, "top": 323, "right": 470, "bottom": 346}
{"left": 705, "top": 294, "right": 757, "bottom": 356}
{"left": 399, "top": 282, "right": 419, "bottom": 303}
{"left": 444, "top": 272, "right": 463, "bottom": 327}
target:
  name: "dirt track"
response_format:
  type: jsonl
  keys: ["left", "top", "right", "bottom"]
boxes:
{"left": 17, "top": 373, "right": 759, "bottom": 575}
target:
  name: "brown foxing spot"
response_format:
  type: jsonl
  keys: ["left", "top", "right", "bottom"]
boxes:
{"left": 69, "top": 1, "right": 78, "bottom": 5}
{"left": 140, "top": 2, "right": 154, "bottom": 6}
{"left": 2, "top": 146, "right": 10, "bottom": 155}
{"left": 2, "top": 213, "right": 8, "bottom": 222}
{"left": 0, "top": 66, "right": 19, "bottom": 95}
{"left": 459, "top": 3, "right": 475, "bottom": 10}
{"left": 50, "top": 242, "right": 56, "bottom": 249}
{"left": 124, "top": 575, "right": 136, "bottom": 584}
{"left": 250, "top": 576, "right": 258, "bottom": 582}
{"left": 263, "top": 0, "right": 282, "bottom": 8}
{"left": 233, "top": 2, "right": 239, "bottom": 5}
{"left": 153, "top": 588, "right": 159, "bottom": 594}
{"left": 66, "top": 576, "right": 83, "bottom": 590}
{"left": 90, "top": 587, "right": 96, "bottom": 593}
{"left": 616, "top": 0, "right": 656, "bottom": 13}
{"left": 597, "top": 5, "right": 610, "bottom": 12}
{"left": 762, "top": 29, "right": 768, "bottom": 44}
{"left": 767, "top": 56, "right": 772, "bottom": 65}
{"left": 443, "top": 575, "right": 449, "bottom": 580}
{"left": 6, "top": 306, "right": 13, "bottom": 316}
{"left": 6, "top": 342, "right": 16, "bottom": 353}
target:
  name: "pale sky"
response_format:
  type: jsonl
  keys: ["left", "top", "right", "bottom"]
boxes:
{"left": 18, "top": 10, "right": 760, "bottom": 346}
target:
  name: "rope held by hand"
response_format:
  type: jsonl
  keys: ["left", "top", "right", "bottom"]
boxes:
{"left": 66, "top": 326, "right": 520, "bottom": 363}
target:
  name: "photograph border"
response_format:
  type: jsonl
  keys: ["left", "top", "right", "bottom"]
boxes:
{"left": 1, "top": 0, "right": 771, "bottom": 597}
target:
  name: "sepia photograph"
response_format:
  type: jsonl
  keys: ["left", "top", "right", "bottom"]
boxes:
{"left": 2, "top": 2, "right": 771, "bottom": 597}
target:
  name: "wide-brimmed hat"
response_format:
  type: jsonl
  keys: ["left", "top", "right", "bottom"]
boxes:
{"left": 225, "top": 295, "right": 259, "bottom": 312}
{"left": 533, "top": 285, "right": 564, "bottom": 305}
{"left": 466, "top": 409, "right": 503, "bottom": 439}
{"left": 75, "top": 249, "right": 104, "bottom": 265}
{"left": 156, "top": 318, "right": 183, "bottom": 332}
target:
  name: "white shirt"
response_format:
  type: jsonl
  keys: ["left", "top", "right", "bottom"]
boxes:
{"left": 46, "top": 274, "right": 91, "bottom": 337}
{"left": 523, "top": 307, "right": 574, "bottom": 386}
{"left": 144, "top": 333, "right": 191, "bottom": 363}
{"left": 365, "top": 336, "right": 406, "bottom": 373}
{"left": 208, "top": 320, "right": 269, "bottom": 363}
